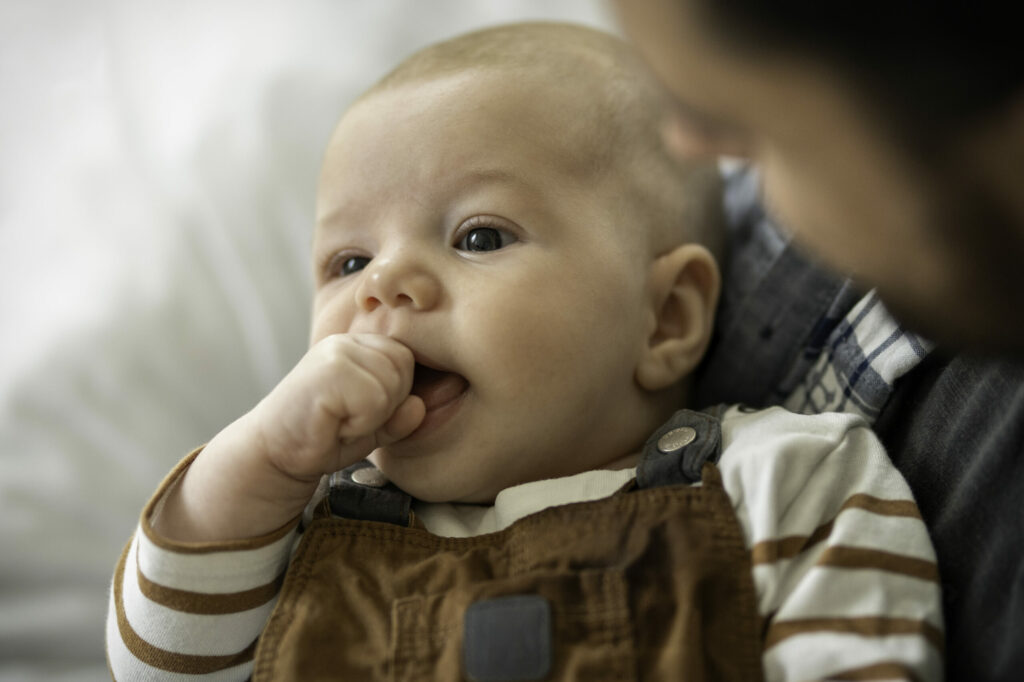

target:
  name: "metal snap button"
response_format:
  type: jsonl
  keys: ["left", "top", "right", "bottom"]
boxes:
{"left": 657, "top": 426, "right": 697, "bottom": 453}
{"left": 350, "top": 466, "right": 389, "bottom": 487}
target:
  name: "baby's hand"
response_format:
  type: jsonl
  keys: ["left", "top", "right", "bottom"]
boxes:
{"left": 251, "top": 333, "right": 425, "bottom": 481}
{"left": 152, "top": 334, "right": 425, "bottom": 542}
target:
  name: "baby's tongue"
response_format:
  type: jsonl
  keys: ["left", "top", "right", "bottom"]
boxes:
{"left": 411, "top": 366, "right": 468, "bottom": 410}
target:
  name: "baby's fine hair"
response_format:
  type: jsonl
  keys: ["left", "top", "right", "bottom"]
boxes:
{"left": 360, "top": 22, "right": 725, "bottom": 260}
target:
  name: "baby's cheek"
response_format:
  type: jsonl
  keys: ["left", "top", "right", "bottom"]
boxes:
{"left": 310, "top": 299, "right": 358, "bottom": 345}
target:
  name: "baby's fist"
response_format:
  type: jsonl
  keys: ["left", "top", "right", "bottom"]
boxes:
{"left": 251, "top": 334, "right": 424, "bottom": 481}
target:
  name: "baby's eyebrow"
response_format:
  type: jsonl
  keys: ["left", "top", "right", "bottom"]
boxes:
{"left": 314, "top": 166, "right": 543, "bottom": 239}
{"left": 315, "top": 169, "right": 526, "bottom": 225}
{"left": 450, "top": 166, "right": 541, "bottom": 195}
{"left": 457, "top": 167, "right": 523, "bottom": 186}
{"left": 315, "top": 203, "right": 358, "bottom": 232}
{"left": 435, "top": 167, "right": 547, "bottom": 209}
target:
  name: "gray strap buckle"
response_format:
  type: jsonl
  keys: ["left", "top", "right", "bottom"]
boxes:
{"left": 327, "top": 460, "right": 412, "bottom": 526}
{"left": 636, "top": 408, "right": 723, "bottom": 488}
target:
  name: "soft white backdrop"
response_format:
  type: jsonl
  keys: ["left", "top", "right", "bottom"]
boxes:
{"left": 0, "top": 2, "right": 616, "bottom": 679}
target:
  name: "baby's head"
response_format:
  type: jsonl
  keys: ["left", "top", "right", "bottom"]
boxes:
{"left": 311, "top": 23, "right": 723, "bottom": 503}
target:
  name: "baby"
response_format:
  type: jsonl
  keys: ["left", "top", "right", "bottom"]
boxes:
{"left": 107, "top": 23, "right": 942, "bottom": 681}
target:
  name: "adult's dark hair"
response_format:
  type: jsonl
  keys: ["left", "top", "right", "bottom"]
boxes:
{"left": 692, "top": 2, "right": 1022, "bottom": 143}
{"left": 688, "top": 1, "right": 1024, "bottom": 351}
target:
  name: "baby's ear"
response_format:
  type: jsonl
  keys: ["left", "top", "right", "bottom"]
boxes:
{"left": 636, "top": 243, "right": 720, "bottom": 391}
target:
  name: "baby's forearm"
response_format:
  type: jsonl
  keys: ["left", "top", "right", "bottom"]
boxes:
{"left": 152, "top": 415, "right": 318, "bottom": 541}
{"left": 150, "top": 334, "right": 423, "bottom": 542}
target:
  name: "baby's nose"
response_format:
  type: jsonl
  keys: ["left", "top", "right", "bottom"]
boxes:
{"left": 354, "top": 256, "right": 441, "bottom": 312}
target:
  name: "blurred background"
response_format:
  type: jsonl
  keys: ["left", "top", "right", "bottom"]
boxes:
{"left": 0, "top": 1, "right": 616, "bottom": 679}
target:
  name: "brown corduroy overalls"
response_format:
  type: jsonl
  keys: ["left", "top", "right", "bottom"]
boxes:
{"left": 252, "top": 409, "right": 764, "bottom": 681}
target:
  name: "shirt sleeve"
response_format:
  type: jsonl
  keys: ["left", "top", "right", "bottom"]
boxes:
{"left": 105, "top": 448, "right": 299, "bottom": 681}
{"left": 717, "top": 406, "right": 944, "bottom": 682}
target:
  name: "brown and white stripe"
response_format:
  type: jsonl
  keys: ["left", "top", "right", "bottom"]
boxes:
{"left": 106, "top": 452, "right": 297, "bottom": 680}
{"left": 717, "top": 407, "right": 943, "bottom": 681}
{"left": 107, "top": 406, "right": 943, "bottom": 681}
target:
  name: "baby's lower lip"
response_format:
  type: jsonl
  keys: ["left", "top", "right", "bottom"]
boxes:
{"left": 405, "top": 385, "right": 467, "bottom": 442}
{"left": 411, "top": 366, "right": 469, "bottom": 411}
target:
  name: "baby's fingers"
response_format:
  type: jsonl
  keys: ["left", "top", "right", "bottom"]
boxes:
{"left": 377, "top": 395, "right": 426, "bottom": 445}
{"left": 343, "top": 335, "right": 414, "bottom": 396}
{"left": 323, "top": 335, "right": 415, "bottom": 436}
{"left": 332, "top": 395, "right": 425, "bottom": 467}
{"left": 336, "top": 394, "right": 424, "bottom": 447}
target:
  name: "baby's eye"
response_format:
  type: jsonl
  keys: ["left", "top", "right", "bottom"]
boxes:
{"left": 456, "top": 227, "right": 518, "bottom": 252}
{"left": 328, "top": 254, "right": 371, "bottom": 278}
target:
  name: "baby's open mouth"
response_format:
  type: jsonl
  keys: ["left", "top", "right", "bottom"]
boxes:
{"left": 411, "top": 363, "right": 468, "bottom": 411}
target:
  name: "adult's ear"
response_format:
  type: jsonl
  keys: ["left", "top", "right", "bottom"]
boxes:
{"left": 636, "top": 243, "right": 721, "bottom": 391}
{"left": 661, "top": 108, "right": 752, "bottom": 161}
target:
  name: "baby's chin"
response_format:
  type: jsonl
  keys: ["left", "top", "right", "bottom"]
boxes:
{"left": 368, "top": 451, "right": 501, "bottom": 505}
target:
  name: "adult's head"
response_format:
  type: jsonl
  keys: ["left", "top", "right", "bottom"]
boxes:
{"left": 613, "top": 0, "right": 1024, "bottom": 353}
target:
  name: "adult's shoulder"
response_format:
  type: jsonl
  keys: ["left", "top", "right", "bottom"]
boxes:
{"left": 877, "top": 351, "right": 1024, "bottom": 460}
{"left": 875, "top": 351, "right": 1024, "bottom": 681}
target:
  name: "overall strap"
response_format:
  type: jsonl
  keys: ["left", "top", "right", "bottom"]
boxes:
{"left": 327, "top": 460, "right": 412, "bottom": 526}
{"left": 636, "top": 406, "right": 725, "bottom": 489}
{"left": 328, "top": 405, "right": 726, "bottom": 523}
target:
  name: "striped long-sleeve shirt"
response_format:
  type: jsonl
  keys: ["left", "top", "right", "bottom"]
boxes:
{"left": 107, "top": 406, "right": 943, "bottom": 680}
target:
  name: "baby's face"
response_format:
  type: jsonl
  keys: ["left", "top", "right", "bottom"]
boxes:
{"left": 311, "top": 70, "right": 664, "bottom": 503}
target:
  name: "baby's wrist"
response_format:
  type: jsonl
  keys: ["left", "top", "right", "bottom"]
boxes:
{"left": 151, "top": 419, "right": 319, "bottom": 542}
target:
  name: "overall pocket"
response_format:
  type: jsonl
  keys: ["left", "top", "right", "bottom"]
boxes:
{"left": 390, "top": 567, "right": 637, "bottom": 682}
